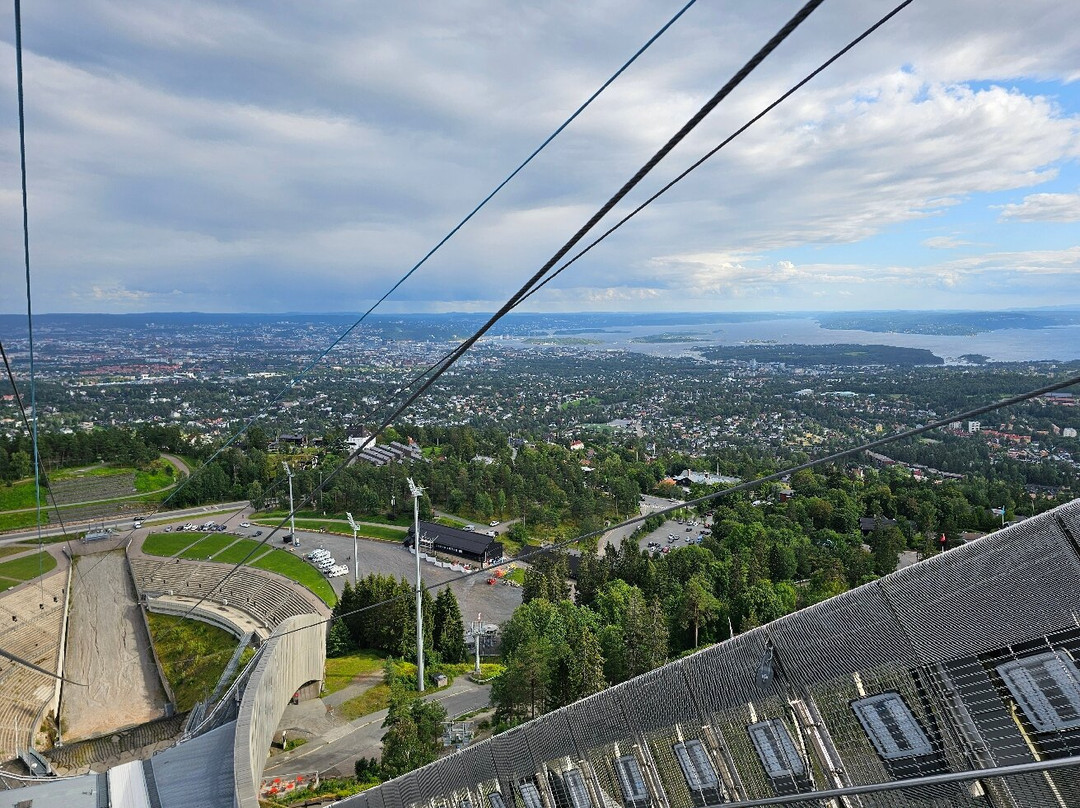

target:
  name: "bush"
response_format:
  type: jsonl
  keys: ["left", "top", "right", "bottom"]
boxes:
{"left": 354, "top": 756, "right": 381, "bottom": 784}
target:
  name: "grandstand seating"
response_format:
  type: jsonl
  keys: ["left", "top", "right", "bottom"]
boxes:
{"left": 43, "top": 712, "right": 188, "bottom": 774}
{"left": 128, "top": 556, "right": 325, "bottom": 630}
{"left": 0, "top": 571, "right": 66, "bottom": 764}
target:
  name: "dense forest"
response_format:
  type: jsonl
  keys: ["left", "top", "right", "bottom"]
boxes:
{"left": 486, "top": 457, "right": 1072, "bottom": 726}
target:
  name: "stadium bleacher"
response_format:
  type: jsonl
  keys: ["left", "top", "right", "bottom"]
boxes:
{"left": 128, "top": 556, "right": 325, "bottom": 629}
{"left": 0, "top": 571, "right": 66, "bottom": 763}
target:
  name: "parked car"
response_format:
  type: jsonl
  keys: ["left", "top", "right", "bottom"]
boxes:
{"left": 240, "top": 521, "right": 251, "bottom": 528}
{"left": 489, "top": 520, "right": 500, "bottom": 527}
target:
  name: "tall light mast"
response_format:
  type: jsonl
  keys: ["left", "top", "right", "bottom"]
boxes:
{"left": 408, "top": 477, "right": 425, "bottom": 692}
{"left": 346, "top": 512, "right": 360, "bottom": 585}
{"left": 281, "top": 461, "right": 296, "bottom": 546}
{"left": 472, "top": 612, "right": 482, "bottom": 673}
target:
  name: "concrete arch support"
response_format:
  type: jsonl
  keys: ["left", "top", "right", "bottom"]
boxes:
{"left": 233, "top": 613, "right": 326, "bottom": 808}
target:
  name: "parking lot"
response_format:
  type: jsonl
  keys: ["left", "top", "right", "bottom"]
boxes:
{"left": 257, "top": 526, "right": 523, "bottom": 626}
{"left": 635, "top": 514, "right": 710, "bottom": 557}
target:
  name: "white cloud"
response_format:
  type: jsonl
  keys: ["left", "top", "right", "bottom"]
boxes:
{"left": 922, "top": 236, "right": 971, "bottom": 249}
{"left": 997, "top": 191, "right": 1080, "bottom": 222}
{"left": 2, "top": 1, "right": 1080, "bottom": 312}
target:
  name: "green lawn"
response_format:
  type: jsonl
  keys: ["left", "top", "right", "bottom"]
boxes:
{"left": 134, "top": 460, "right": 177, "bottom": 493}
{"left": 1, "top": 463, "right": 177, "bottom": 513}
{"left": 251, "top": 516, "right": 408, "bottom": 542}
{"left": 0, "top": 480, "right": 45, "bottom": 511}
{"left": 357, "top": 524, "right": 407, "bottom": 542}
{"left": 323, "top": 650, "right": 386, "bottom": 695}
{"left": 141, "top": 532, "right": 336, "bottom": 606}
{"left": 0, "top": 550, "right": 57, "bottom": 584}
{"left": 179, "top": 533, "right": 238, "bottom": 560}
{"left": 143, "top": 531, "right": 207, "bottom": 557}
{"left": 0, "top": 511, "right": 49, "bottom": 532}
{"left": 213, "top": 538, "right": 271, "bottom": 565}
{"left": 0, "top": 546, "right": 26, "bottom": 559}
{"left": 337, "top": 682, "right": 393, "bottom": 721}
{"left": 251, "top": 549, "right": 336, "bottom": 606}
{"left": 254, "top": 510, "right": 411, "bottom": 527}
{"left": 18, "top": 533, "right": 76, "bottom": 545}
{"left": 146, "top": 612, "right": 253, "bottom": 711}
{"left": 52, "top": 465, "right": 130, "bottom": 480}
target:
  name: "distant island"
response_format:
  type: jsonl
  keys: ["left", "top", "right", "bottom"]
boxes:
{"left": 630, "top": 332, "right": 707, "bottom": 344}
{"left": 523, "top": 337, "right": 603, "bottom": 346}
{"left": 700, "top": 343, "right": 943, "bottom": 367}
{"left": 552, "top": 328, "right": 626, "bottom": 336}
{"left": 816, "top": 310, "right": 1080, "bottom": 336}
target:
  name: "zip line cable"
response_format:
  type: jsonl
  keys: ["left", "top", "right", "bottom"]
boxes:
{"left": 140, "top": 0, "right": 911, "bottom": 638}
{"left": 139, "top": 0, "right": 701, "bottom": 521}
{"left": 270, "top": 369, "right": 1080, "bottom": 643}
{"left": 160, "top": 0, "right": 828, "bottom": 628}
{"left": 0, "top": 1, "right": 85, "bottom": 688}
{"left": 521, "top": 0, "right": 915, "bottom": 304}
{"left": 0, "top": 339, "right": 85, "bottom": 581}
{"left": 390, "top": 0, "right": 916, "bottom": 401}
{"left": 12, "top": 0, "right": 46, "bottom": 604}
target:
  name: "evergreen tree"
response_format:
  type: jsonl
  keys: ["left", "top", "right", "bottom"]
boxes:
{"left": 565, "top": 624, "right": 606, "bottom": 702}
{"left": 492, "top": 636, "right": 550, "bottom": 723}
{"left": 678, "top": 573, "right": 720, "bottom": 648}
{"left": 326, "top": 618, "right": 356, "bottom": 657}
{"left": 432, "top": 588, "right": 468, "bottom": 664}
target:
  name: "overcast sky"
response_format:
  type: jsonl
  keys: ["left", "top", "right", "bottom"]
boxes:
{"left": 2, "top": 0, "right": 1079, "bottom": 315}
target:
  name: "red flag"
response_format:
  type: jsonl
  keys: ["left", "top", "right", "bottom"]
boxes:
{"left": 939, "top": 533, "right": 947, "bottom": 544}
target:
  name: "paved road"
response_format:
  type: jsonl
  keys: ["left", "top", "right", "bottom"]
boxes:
{"left": 160, "top": 453, "right": 191, "bottom": 477}
{"left": 265, "top": 679, "right": 491, "bottom": 778}
{"left": 0, "top": 501, "right": 248, "bottom": 548}
{"left": 595, "top": 494, "right": 700, "bottom": 552}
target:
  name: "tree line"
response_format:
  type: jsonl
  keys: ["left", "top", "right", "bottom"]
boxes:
{"left": 326, "top": 575, "right": 467, "bottom": 669}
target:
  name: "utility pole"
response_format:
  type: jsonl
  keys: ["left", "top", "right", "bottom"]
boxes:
{"left": 346, "top": 512, "right": 360, "bottom": 585}
{"left": 281, "top": 461, "right": 297, "bottom": 546}
{"left": 408, "top": 477, "right": 425, "bottom": 692}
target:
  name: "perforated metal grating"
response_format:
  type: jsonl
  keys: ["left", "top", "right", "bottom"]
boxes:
{"left": 344, "top": 499, "right": 1080, "bottom": 808}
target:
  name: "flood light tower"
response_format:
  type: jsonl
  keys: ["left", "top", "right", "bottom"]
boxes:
{"left": 408, "top": 477, "right": 425, "bottom": 692}
{"left": 281, "top": 461, "right": 296, "bottom": 546}
{"left": 346, "top": 512, "right": 360, "bottom": 585}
